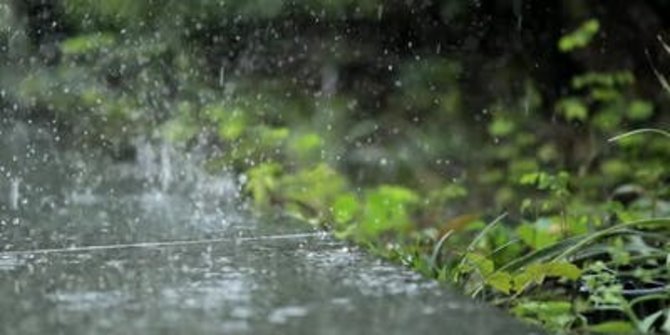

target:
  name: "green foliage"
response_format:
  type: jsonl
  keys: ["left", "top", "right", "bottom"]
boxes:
{"left": 512, "top": 300, "right": 576, "bottom": 332}
{"left": 356, "top": 185, "right": 419, "bottom": 239}
{"left": 245, "top": 162, "right": 347, "bottom": 218}
{"left": 512, "top": 261, "right": 581, "bottom": 293}
{"left": 245, "top": 163, "right": 282, "bottom": 209}
{"left": 280, "top": 163, "right": 347, "bottom": 218}
{"left": 205, "top": 105, "right": 249, "bottom": 141}
{"left": 288, "top": 132, "right": 323, "bottom": 162}
{"left": 572, "top": 71, "right": 635, "bottom": 90}
{"left": 331, "top": 193, "right": 359, "bottom": 227}
{"left": 516, "top": 219, "right": 560, "bottom": 250}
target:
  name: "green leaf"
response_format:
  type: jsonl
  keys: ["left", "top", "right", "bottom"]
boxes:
{"left": 587, "top": 321, "right": 636, "bottom": 334}
{"left": 556, "top": 98, "right": 588, "bottom": 121}
{"left": 258, "top": 126, "right": 290, "bottom": 145}
{"left": 572, "top": 71, "right": 635, "bottom": 89}
{"left": 517, "top": 220, "right": 559, "bottom": 250}
{"left": 627, "top": 100, "right": 654, "bottom": 120}
{"left": 543, "top": 262, "right": 582, "bottom": 279}
{"left": 558, "top": 19, "right": 600, "bottom": 52}
{"left": 462, "top": 253, "right": 494, "bottom": 276}
{"left": 428, "top": 184, "right": 468, "bottom": 202}
{"left": 519, "top": 172, "right": 541, "bottom": 185}
{"left": 488, "top": 117, "right": 516, "bottom": 137}
{"left": 639, "top": 309, "right": 665, "bottom": 334}
{"left": 662, "top": 308, "right": 670, "bottom": 334}
{"left": 218, "top": 111, "right": 247, "bottom": 140}
{"left": 593, "top": 108, "right": 623, "bottom": 131}
{"left": 487, "top": 271, "right": 513, "bottom": 294}
{"left": 61, "top": 32, "right": 116, "bottom": 55}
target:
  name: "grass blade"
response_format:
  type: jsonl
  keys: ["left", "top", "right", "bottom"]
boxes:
{"left": 429, "top": 229, "right": 454, "bottom": 269}
{"left": 553, "top": 217, "right": 670, "bottom": 261}
{"left": 608, "top": 128, "right": 670, "bottom": 142}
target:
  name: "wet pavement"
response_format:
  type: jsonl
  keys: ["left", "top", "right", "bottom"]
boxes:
{"left": 0, "top": 121, "right": 538, "bottom": 334}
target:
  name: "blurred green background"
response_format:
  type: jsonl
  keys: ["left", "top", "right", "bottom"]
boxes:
{"left": 2, "top": 1, "right": 668, "bottom": 209}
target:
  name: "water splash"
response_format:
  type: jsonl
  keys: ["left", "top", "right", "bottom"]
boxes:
{"left": 0, "top": 254, "right": 24, "bottom": 271}
{"left": 47, "top": 290, "right": 130, "bottom": 311}
{"left": 135, "top": 139, "right": 158, "bottom": 183}
{"left": 132, "top": 138, "right": 237, "bottom": 201}
{"left": 8, "top": 177, "right": 20, "bottom": 210}
{"left": 159, "top": 141, "right": 172, "bottom": 192}
{"left": 268, "top": 305, "right": 309, "bottom": 324}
